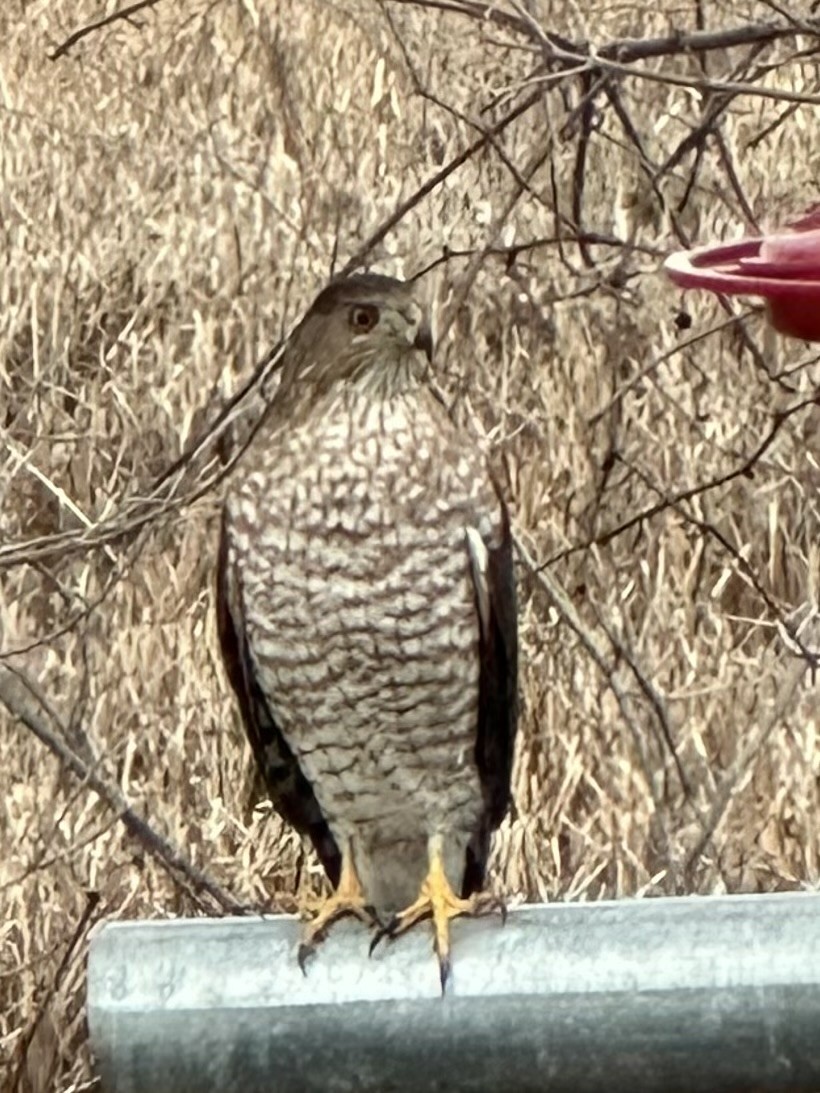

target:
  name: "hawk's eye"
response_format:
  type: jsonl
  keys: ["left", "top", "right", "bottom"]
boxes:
{"left": 349, "top": 305, "right": 379, "bottom": 332}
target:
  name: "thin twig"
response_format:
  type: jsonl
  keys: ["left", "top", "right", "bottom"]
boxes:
{"left": 547, "top": 394, "right": 820, "bottom": 566}
{"left": 0, "top": 664, "right": 248, "bottom": 915}
{"left": 341, "top": 86, "right": 544, "bottom": 275}
{"left": 390, "top": 1, "right": 819, "bottom": 66}
{"left": 682, "top": 657, "right": 809, "bottom": 879}
{"left": 49, "top": 0, "right": 162, "bottom": 60}
{"left": 8, "top": 890, "right": 102, "bottom": 1093}
{"left": 514, "top": 533, "right": 685, "bottom": 889}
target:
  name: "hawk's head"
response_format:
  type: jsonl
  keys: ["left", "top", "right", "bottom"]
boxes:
{"left": 279, "top": 274, "right": 433, "bottom": 403}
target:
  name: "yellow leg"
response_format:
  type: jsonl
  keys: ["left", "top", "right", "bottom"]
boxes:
{"left": 298, "top": 844, "right": 375, "bottom": 973}
{"left": 369, "top": 835, "right": 504, "bottom": 992}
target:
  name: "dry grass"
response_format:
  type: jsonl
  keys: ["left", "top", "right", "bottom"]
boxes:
{"left": 1, "top": 0, "right": 819, "bottom": 1087}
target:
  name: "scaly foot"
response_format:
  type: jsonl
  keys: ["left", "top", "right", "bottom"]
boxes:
{"left": 369, "top": 838, "right": 505, "bottom": 992}
{"left": 298, "top": 851, "right": 377, "bottom": 973}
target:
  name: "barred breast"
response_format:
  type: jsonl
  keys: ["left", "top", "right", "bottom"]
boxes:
{"left": 226, "top": 387, "right": 501, "bottom": 911}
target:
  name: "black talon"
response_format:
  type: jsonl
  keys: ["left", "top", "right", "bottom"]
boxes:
{"left": 438, "top": 952, "right": 452, "bottom": 995}
{"left": 368, "top": 914, "right": 399, "bottom": 956}
{"left": 297, "top": 942, "right": 316, "bottom": 976}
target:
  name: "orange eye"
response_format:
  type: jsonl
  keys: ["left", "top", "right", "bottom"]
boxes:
{"left": 349, "top": 305, "right": 379, "bottom": 332}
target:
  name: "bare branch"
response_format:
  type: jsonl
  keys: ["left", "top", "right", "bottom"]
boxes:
{"left": 8, "top": 891, "right": 100, "bottom": 1093}
{"left": 390, "top": 1, "right": 819, "bottom": 66}
{"left": 0, "top": 664, "right": 248, "bottom": 916}
{"left": 514, "top": 533, "right": 688, "bottom": 889}
{"left": 49, "top": 0, "right": 162, "bottom": 60}
{"left": 547, "top": 394, "right": 820, "bottom": 566}
{"left": 341, "top": 86, "right": 544, "bottom": 275}
{"left": 682, "top": 657, "right": 809, "bottom": 879}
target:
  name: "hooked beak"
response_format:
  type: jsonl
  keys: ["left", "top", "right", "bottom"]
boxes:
{"left": 413, "top": 321, "right": 434, "bottom": 362}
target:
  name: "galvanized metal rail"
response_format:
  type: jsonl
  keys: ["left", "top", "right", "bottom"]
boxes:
{"left": 87, "top": 891, "right": 820, "bottom": 1092}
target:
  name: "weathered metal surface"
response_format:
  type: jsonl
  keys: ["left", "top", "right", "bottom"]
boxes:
{"left": 88, "top": 892, "right": 820, "bottom": 1092}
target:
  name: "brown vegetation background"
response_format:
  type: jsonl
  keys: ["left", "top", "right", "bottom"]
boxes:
{"left": 2, "top": 0, "right": 819, "bottom": 1088}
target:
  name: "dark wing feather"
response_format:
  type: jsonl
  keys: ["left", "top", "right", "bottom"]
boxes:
{"left": 216, "top": 510, "right": 341, "bottom": 886}
{"left": 463, "top": 499, "right": 518, "bottom": 897}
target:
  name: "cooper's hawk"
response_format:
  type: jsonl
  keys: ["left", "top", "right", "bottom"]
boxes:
{"left": 217, "top": 273, "right": 517, "bottom": 989}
